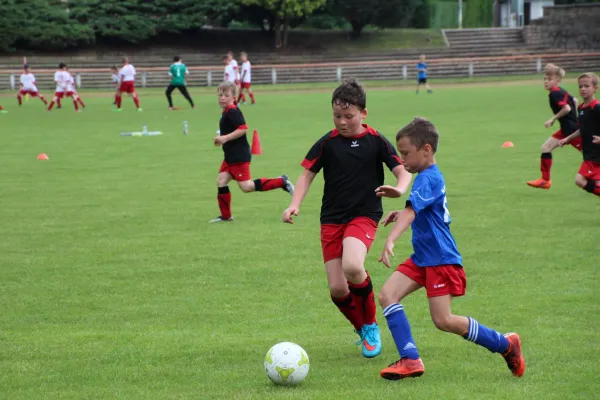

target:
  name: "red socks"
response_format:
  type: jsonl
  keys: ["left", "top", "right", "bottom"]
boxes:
{"left": 541, "top": 153, "right": 552, "bottom": 181}
{"left": 133, "top": 96, "right": 140, "bottom": 109}
{"left": 249, "top": 92, "right": 255, "bottom": 104}
{"left": 348, "top": 273, "right": 377, "bottom": 326}
{"left": 254, "top": 178, "right": 284, "bottom": 191}
{"left": 217, "top": 186, "right": 232, "bottom": 219}
{"left": 331, "top": 293, "right": 363, "bottom": 331}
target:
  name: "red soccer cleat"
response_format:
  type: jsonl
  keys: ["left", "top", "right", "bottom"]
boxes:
{"left": 526, "top": 178, "right": 552, "bottom": 189}
{"left": 380, "top": 358, "right": 425, "bottom": 380}
{"left": 502, "top": 333, "right": 525, "bottom": 377}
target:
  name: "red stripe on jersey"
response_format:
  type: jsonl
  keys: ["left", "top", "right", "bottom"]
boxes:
{"left": 557, "top": 94, "right": 568, "bottom": 107}
{"left": 580, "top": 99, "right": 600, "bottom": 109}
{"left": 237, "top": 123, "right": 248, "bottom": 130}
{"left": 392, "top": 155, "right": 403, "bottom": 164}
{"left": 301, "top": 130, "right": 339, "bottom": 170}
{"left": 222, "top": 104, "right": 237, "bottom": 114}
{"left": 301, "top": 157, "right": 318, "bottom": 170}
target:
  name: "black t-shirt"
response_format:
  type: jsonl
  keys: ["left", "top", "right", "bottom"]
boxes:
{"left": 578, "top": 99, "right": 600, "bottom": 163}
{"left": 220, "top": 104, "right": 250, "bottom": 163}
{"left": 301, "top": 125, "right": 403, "bottom": 224}
{"left": 549, "top": 86, "right": 578, "bottom": 134}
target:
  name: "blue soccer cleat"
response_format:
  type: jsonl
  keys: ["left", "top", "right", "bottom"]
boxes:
{"left": 359, "top": 323, "right": 382, "bottom": 358}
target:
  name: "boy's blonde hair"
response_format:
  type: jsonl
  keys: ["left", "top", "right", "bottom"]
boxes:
{"left": 544, "top": 63, "right": 565, "bottom": 80}
{"left": 218, "top": 81, "right": 237, "bottom": 97}
{"left": 578, "top": 72, "right": 599, "bottom": 86}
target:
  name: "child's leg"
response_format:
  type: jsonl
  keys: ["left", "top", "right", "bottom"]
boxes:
{"left": 131, "top": 91, "right": 141, "bottom": 109}
{"left": 216, "top": 170, "right": 233, "bottom": 219}
{"left": 325, "top": 257, "right": 364, "bottom": 331}
{"left": 17, "top": 92, "right": 22, "bottom": 105}
{"left": 236, "top": 167, "right": 294, "bottom": 195}
{"left": 576, "top": 172, "right": 600, "bottom": 196}
{"left": 379, "top": 270, "right": 422, "bottom": 361}
{"left": 528, "top": 136, "right": 560, "bottom": 188}
{"left": 248, "top": 87, "right": 255, "bottom": 104}
{"left": 428, "top": 295, "right": 525, "bottom": 377}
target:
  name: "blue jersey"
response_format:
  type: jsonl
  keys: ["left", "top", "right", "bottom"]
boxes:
{"left": 417, "top": 62, "right": 427, "bottom": 79}
{"left": 405, "top": 165, "right": 462, "bottom": 267}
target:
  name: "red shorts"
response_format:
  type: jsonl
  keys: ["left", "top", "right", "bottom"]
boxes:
{"left": 578, "top": 160, "right": 600, "bottom": 181}
{"left": 65, "top": 91, "right": 75, "bottom": 98}
{"left": 54, "top": 92, "right": 65, "bottom": 99}
{"left": 552, "top": 129, "right": 582, "bottom": 151}
{"left": 320, "top": 217, "right": 378, "bottom": 263}
{"left": 241, "top": 82, "right": 251, "bottom": 89}
{"left": 397, "top": 258, "right": 467, "bottom": 298}
{"left": 119, "top": 81, "right": 135, "bottom": 93}
{"left": 219, "top": 160, "right": 251, "bottom": 181}
{"left": 19, "top": 90, "right": 38, "bottom": 97}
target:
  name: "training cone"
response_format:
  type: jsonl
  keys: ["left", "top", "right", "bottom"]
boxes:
{"left": 251, "top": 129, "right": 262, "bottom": 155}
{"left": 36, "top": 153, "right": 49, "bottom": 160}
{"left": 502, "top": 141, "right": 514, "bottom": 148}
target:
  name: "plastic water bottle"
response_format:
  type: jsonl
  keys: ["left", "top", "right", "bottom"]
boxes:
{"left": 142, "top": 124, "right": 148, "bottom": 134}
{"left": 183, "top": 120, "right": 189, "bottom": 135}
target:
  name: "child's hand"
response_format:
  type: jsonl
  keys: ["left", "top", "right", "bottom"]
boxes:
{"left": 282, "top": 207, "right": 299, "bottom": 224}
{"left": 558, "top": 138, "right": 569, "bottom": 147}
{"left": 214, "top": 135, "right": 227, "bottom": 146}
{"left": 375, "top": 185, "right": 403, "bottom": 198}
{"left": 544, "top": 119, "right": 555, "bottom": 128}
{"left": 381, "top": 211, "right": 400, "bottom": 226}
{"left": 593, "top": 136, "right": 600, "bottom": 144}
{"left": 378, "top": 241, "right": 395, "bottom": 268}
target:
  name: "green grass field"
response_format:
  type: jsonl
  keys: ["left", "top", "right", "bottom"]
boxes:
{"left": 1, "top": 79, "right": 599, "bottom": 399}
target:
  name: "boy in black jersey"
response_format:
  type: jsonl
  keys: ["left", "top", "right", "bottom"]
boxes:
{"left": 527, "top": 63, "right": 581, "bottom": 189}
{"left": 282, "top": 78, "right": 412, "bottom": 358}
{"left": 210, "top": 82, "right": 294, "bottom": 223}
{"left": 559, "top": 72, "right": 600, "bottom": 197}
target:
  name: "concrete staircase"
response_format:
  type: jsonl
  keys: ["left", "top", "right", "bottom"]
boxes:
{"left": 443, "top": 28, "right": 526, "bottom": 50}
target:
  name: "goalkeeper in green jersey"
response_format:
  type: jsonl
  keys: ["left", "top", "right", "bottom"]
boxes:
{"left": 166, "top": 56, "right": 195, "bottom": 110}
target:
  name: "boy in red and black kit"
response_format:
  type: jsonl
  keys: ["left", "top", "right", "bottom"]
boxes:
{"left": 211, "top": 81, "right": 294, "bottom": 223}
{"left": 559, "top": 72, "right": 600, "bottom": 197}
{"left": 527, "top": 63, "right": 581, "bottom": 189}
{"left": 282, "top": 78, "right": 412, "bottom": 358}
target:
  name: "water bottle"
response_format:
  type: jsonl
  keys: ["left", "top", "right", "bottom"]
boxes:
{"left": 142, "top": 124, "right": 148, "bottom": 134}
{"left": 183, "top": 120, "right": 189, "bottom": 135}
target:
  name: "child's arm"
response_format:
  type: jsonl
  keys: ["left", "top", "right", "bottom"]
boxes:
{"left": 214, "top": 128, "right": 247, "bottom": 145}
{"left": 282, "top": 169, "right": 317, "bottom": 224}
{"left": 378, "top": 206, "right": 416, "bottom": 268}
{"left": 375, "top": 165, "right": 412, "bottom": 198}
{"left": 546, "top": 104, "right": 572, "bottom": 128}
{"left": 558, "top": 129, "right": 580, "bottom": 146}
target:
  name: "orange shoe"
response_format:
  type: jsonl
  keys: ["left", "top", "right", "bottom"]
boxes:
{"left": 380, "top": 358, "right": 425, "bottom": 380}
{"left": 527, "top": 178, "right": 552, "bottom": 189}
{"left": 502, "top": 333, "right": 525, "bottom": 377}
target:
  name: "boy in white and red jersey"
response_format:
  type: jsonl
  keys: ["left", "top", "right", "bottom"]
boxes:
{"left": 228, "top": 51, "right": 245, "bottom": 104}
{"left": 17, "top": 65, "right": 47, "bottom": 106}
{"left": 65, "top": 67, "right": 86, "bottom": 109}
{"left": 47, "top": 63, "right": 79, "bottom": 112}
{"left": 114, "top": 57, "right": 142, "bottom": 112}
{"left": 237, "top": 52, "right": 255, "bottom": 105}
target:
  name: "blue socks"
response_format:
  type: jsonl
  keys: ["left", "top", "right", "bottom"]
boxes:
{"left": 383, "top": 304, "right": 420, "bottom": 360}
{"left": 463, "top": 317, "right": 509, "bottom": 354}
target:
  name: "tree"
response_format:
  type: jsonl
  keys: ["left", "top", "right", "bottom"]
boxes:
{"left": 329, "top": 0, "right": 422, "bottom": 37}
{"left": 0, "top": 0, "right": 94, "bottom": 52}
{"left": 241, "top": 0, "right": 326, "bottom": 48}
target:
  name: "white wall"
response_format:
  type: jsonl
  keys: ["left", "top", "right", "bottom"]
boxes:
{"left": 530, "top": 0, "right": 554, "bottom": 20}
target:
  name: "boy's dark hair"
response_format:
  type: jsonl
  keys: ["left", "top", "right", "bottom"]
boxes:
{"left": 396, "top": 117, "right": 439, "bottom": 153}
{"left": 59, "top": 63, "right": 66, "bottom": 69}
{"left": 111, "top": 65, "right": 117, "bottom": 70}
{"left": 221, "top": 55, "right": 229, "bottom": 61}
{"left": 332, "top": 78, "right": 366, "bottom": 110}
{"left": 173, "top": 56, "right": 181, "bottom": 62}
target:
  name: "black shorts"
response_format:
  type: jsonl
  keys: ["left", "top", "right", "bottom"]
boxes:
{"left": 418, "top": 77, "right": 427, "bottom": 84}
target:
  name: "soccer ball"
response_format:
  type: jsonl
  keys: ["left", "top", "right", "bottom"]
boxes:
{"left": 264, "top": 342, "right": 310, "bottom": 385}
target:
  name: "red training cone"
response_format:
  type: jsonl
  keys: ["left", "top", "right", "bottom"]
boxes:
{"left": 37, "top": 153, "right": 49, "bottom": 160}
{"left": 251, "top": 129, "right": 262, "bottom": 155}
{"left": 502, "top": 141, "right": 514, "bottom": 148}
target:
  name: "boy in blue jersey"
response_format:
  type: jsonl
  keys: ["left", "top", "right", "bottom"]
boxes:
{"left": 416, "top": 55, "right": 432, "bottom": 94}
{"left": 374, "top": 117, "right": 525, "bottom": 380}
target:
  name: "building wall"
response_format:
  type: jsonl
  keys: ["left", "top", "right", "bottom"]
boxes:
{"left": 523, "top": 3, "right": 600, "bottom": 50}
{"left": 530, "top": 0, "right": 554, "bottom": 21}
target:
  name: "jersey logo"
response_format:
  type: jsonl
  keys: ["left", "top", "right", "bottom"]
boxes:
{"left": 580, "top": 110, "right": 584, "bottom": 116}
{"left": 351, "top": 140, "right": 359, "bottom": 148}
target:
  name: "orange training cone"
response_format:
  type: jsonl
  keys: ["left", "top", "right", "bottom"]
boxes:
{"left": 251, "top": 129, "right": 262, "bottom": 155}
{"left": 37, "top": 153, "right": 49, "bottom": 160}
{"left": 502, "top": 141, "right": 514, "bottom": 148}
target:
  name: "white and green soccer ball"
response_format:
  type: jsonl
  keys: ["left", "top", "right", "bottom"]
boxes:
{"left": 264, "top": 342, "right": 310, "bottom": 385}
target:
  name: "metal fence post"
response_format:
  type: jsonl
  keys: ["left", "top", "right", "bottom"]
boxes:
{"left": 402, "top": 65, "right": 407, "bottom": 80}
{"left": 468, "top": 63, "right": 474, "bottom": 78}
{"left": 536, "top": 58, "right": 542, "bottom": 73}
{"left": 9, "top": 74, "right": 15, "bottom": 90}
{"left": 76, "top": 73, "right": 81, "bottom": 89}
{"left": 142, "top": 72, "right": 147, "bottom": 88}
{"left": 336, "top": 67, "right": 342, "bottom": 82}
{"left": 207, "top": 71, "right": 212, "bottom": 87}
{"left": 271, "top": 68, "right": 277, "bottom": 85}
